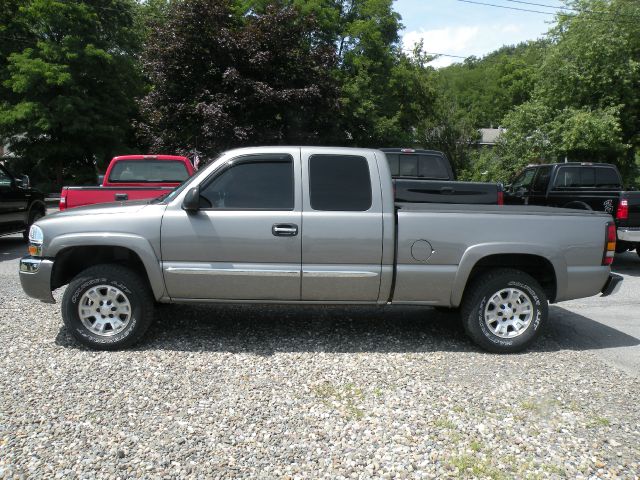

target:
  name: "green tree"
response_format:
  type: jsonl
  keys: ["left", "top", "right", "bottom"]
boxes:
{"left": 240, "top": 0, "right": 437, "bottom": 147}
{"left": 138, "top": 0, "right": 340, "bottom": 156}
{"left": 0, "top": 0, "right": 143, "bottom": 187}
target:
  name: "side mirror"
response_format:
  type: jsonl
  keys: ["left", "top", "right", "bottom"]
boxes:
{"left": 182, "top": 186, "right": 200, "bottom": 212}
{"left": 15, "top": 175, "right": 30, "bottom": 189}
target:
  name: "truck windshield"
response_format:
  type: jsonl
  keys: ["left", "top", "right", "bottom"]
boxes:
{"left": 108, "top": 160, "right": 189, "bottom": 183}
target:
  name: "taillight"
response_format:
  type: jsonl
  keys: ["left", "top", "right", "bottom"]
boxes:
{"left": 59, "top": 196, "right": 66, "bottom": 211}
{"left": 497, "top": 191, "right": 504, "bottom": 206}
{"left": 603, "top": 222, "right": 616, "bottom": 266}
{"left": 616, "top": 199, "right": 628, "bottom": 220}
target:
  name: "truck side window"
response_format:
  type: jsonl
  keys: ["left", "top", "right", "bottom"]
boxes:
{"left": 511, "top": 169, "right": 535, "bottom": 192}
{"left": 531, "top": 166, "right": 552, "bottom": 193}
{"left": 199, "top": 155, "right": 294, "bottom": 210}
{"left": 309, "top": 155, "right": 372, "bottom": 211}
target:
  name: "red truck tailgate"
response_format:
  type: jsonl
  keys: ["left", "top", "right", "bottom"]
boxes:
{"left": 60, "top": 186, "right": 175, "bottom": 210}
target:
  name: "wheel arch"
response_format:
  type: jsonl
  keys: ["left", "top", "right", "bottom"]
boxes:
{"left": 48, "top": 234, "right": 166, "bottom": 299}
{"left": 451, "top": 246, "right": 560, "bottom": 307}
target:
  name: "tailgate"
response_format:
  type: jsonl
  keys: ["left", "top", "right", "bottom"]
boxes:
{"left": 394, "top": 179, "right": 500, "bottom": 204}
{"left": 619, "top": 191, "right": 640, "bottom": 228}
{"left": 63, "top": 186, "right": 175, "bottom": 210}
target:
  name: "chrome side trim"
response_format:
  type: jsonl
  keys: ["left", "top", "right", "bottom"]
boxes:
{"left": 165, "top": 267, "right": 299, "bottom": 277}
{"left": 302, "top": 270, "right": 379, "bottom": 278}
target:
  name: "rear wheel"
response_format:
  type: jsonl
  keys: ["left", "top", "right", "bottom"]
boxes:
{"left": 61, "top": 264, "right": 155, "bottom": 350}
{"left": 461, "top": 269, "right": 548, "bottom": 353}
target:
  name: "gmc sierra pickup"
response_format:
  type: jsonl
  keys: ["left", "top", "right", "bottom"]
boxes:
{"left": 19, "top": 147, "right": 622, "bottom": 353}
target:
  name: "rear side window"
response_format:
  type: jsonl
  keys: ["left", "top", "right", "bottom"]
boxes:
{"left": 385, "top": 153, "right": 449, "bottom": 179}
{"left": 554, "top": 167, "right": 596, "bottom": 188}
{"left": 109, "top": 160, "right": 189, "bottom": 183}
{"left": 199, "top": 154, "right": 294, "bottom": 210}
{"left": 0, "top": 167, "right": 11, "bottom": 187}
{"left": 309, "top": 155, "right": 372, "bottom": 211}
{"left": 595, "top": 168, "right": 621, "bottom": 188}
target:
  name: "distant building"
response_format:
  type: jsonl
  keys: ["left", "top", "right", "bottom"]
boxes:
{"left": 476, "top": 127, "right": 505, "bottom": 148}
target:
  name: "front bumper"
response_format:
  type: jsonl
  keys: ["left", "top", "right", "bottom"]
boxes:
{"left": 19, "top": 256, "right": 55, "bottom": 303}
{"left": 600, "top": 273, "right": 623, "bottom": 297}
{"left": 617, "top": 228, "right": 640, "bottom": 242}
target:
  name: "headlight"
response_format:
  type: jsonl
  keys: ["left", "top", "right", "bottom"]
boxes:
{"left": 29, "top": 225, "right": 44, "bottom": 244}
{"left": 28, "top": 225, "right": 44, "bottom": 256}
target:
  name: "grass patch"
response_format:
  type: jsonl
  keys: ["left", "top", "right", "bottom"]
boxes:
{"left": 587, "top": 416, "right": 611, "bottom": 428}
{"left": 435, "top": 417, "right": 456, "bottom": 429}
{"left": 450, "top": 455, "right": 505, "bottom": 479}
{"left": 470, "top": 440, "right": 483, "bottom": 452}
{"left": 312, "top": 381, "right": 365, "bottom": 420}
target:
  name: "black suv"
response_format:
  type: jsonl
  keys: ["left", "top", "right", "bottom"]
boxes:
{"left": 0, "top": 163, "right": 46, "bottom": 239}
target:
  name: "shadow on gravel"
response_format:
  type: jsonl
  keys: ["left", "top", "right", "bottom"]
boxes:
{"left": 546, "top": 305, "right": 640, "bottom": 351}
{"left": 54, "top": 302, "right": 640, "bottom": 354}
{"left": 612, "top": 251, "right": 640, "bottom": 278}
{"left": 0, "top": 236, "right": 25, "bottom": 261}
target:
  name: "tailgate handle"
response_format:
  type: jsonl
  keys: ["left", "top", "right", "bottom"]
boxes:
{"left": 115, "top": 193, "right": 128, "bottom": 201}
{"left": 272, "top": 224, "right": 298, "bottom": 237}
{"left": 440, "top": 186, "right": 454, "bottom": 194}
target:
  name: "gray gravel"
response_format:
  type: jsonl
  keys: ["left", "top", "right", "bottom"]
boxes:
{"left": 1, "top": 237, "right": 639, "bottom": 479}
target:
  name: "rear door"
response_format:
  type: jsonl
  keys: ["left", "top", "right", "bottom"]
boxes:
{"left": 300, "top": 149, "right": 384, "bottom": 301}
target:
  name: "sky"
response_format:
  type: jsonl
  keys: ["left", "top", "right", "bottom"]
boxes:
{"left": 395, "top": 0, "right": 563, "bottom": 68}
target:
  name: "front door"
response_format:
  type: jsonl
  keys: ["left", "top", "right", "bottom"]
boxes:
{"left": 161, "top": 150, "right": 302, "bottom": 300}
{"left": 300, "top": 150, "right": 384, "bottom": 301}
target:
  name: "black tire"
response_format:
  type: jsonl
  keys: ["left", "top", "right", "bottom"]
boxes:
{"left": 23, "top": 208, "right": 45, "bottom": 241}
{"left": 61, "top": 264, "right": 155, "bottom": 350}
{"left": 460, "top": 268, "right": 548, "bottom": 353}
{"left": 636, "top": 245, "right": 640, "bottom": 259}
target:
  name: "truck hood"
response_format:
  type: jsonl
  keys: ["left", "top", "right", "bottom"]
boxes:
{"left": 51, "top": 200, "right": 151, "bottom": 218}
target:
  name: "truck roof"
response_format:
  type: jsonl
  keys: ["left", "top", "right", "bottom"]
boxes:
{"left": 111, "top": 155, "right": 189, "bottom": 162}
{"left": 526, "top": 162, "right": 617, "bottom": 168}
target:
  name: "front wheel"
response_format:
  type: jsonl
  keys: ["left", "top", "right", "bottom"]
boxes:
{"left": 460, "top": 269, "right": 548, "bottom": 353}
{"left": 61, "top": 264, "right": 155, "bottom": 350}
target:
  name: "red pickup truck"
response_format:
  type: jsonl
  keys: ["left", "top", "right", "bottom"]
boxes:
{"left": 59, "top": 155, "right": 194, "bottom": 210}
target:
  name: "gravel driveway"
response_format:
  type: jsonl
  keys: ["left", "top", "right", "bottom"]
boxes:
{"left": 1, "top": 236, "right": 639, "bottom": 479}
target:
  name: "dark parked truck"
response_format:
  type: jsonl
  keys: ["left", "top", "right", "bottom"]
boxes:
{"left": 382, "top": 148, "right": 504, "bottom": 205}
{"left": 504, "top": 162, "right": 640, "bottom": 257}
{"left": 20, "top": 147, "right": 621, "bottom": 353}
{"left": 59, "top": 155, "right": 195, "bottom": 210}
{"left": 0, "top": 163, "right": 46, "bottom": 240}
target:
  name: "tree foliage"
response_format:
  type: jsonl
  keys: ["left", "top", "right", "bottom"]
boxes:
{"left": 0, "top": 0, "right": 142, "bottom": 186}
{"left": 137, "top": 0, "right": 340, "bottom": 156}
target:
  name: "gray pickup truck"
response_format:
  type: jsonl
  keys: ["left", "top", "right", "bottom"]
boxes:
{"left": 19, "top": 147, "right": 622, "bottom": 353}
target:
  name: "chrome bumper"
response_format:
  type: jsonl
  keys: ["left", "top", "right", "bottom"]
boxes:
{"left": 617, "top": 228, "right": 640, "bottom": 242}
{"left": 19, "top": 256, "right": 55, "bottom": 303}
{"left": 601, "top": 273, "right": 623, "bottom": 297}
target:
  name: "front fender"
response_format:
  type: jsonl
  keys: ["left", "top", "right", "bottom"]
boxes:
{"left": 450, "top": 243, "right": 566, "bottom": 307}
{"left": 47, "top": 232, "right": 166, "bottom": 300}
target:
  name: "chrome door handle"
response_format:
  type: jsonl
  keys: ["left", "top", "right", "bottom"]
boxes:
{"left": 115, "top": 193, "right": 128, "bottom": 201}
{"left": 272, "top": 224, "right": 298, "bottom": 236}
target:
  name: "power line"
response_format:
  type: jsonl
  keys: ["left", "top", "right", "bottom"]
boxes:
{"left": 456, "top": 0, "right": 558, "bottom": 15}
{"left": 503, "top": 0, "right": 640, "bottom": 19}
{"left": 456, "top": 0, "right": 640, "bottom": 23}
